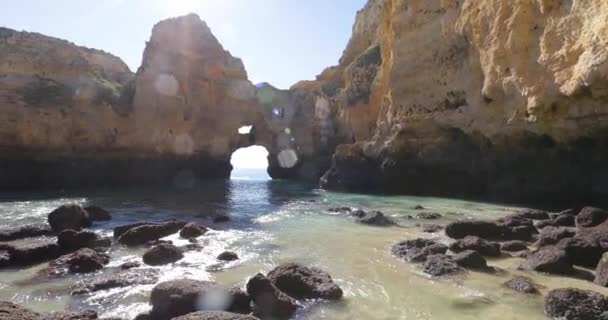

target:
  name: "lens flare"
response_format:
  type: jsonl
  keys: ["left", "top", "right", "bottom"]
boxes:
{"left": 154, "top": 74, "right": 179, "bottom": 96}
{"left": 277, "top": 149, "right": 298, "bottom": 168}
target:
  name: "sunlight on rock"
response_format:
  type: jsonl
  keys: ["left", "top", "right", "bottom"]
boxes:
{"left": 228, "top": 80, "right": 256, "bottom": 100}
{"left": 154, "top": 74, "right": 179, "bottom": 96}
{"left": 238, "top": 125, "right": 253, "bottom": 134}
{"left": 277, "top": 149, "right": 298, "bottom": 168}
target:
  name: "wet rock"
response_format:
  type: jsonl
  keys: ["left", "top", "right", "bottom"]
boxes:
{"left": 217, "top": 251, "right": 239, "bottom": 262}
{"left": 213, "top": 215, "right": 230, "bottom": 223}
{"left": 150, "top": 279, "right": 247, "bottom": 320}
{"left": 0, "top": 301, "right": 40, "bottom": 320}
{"left": 352, "top": 210, "right": 395, "bottom": 226}
{"left": 544, "top": 288, "right": 608, "bottom": 320}
{"left": 119, "top": 261, "right": 141, "bottom": 270}
{"left": 72, "top": 269, "right": 159, "bottom": 295}
{"left": 57, "top": 229, "right": 111, "bottom": 252}
{"left": 416, "top": 212, "right": 442, "bottom": 220}
{"left": 44, "top": 310, "right": 98, "bottom": 320}
{"left": 84, "top": 206, "right": 112, "bottom": 221}
{"left": 535, "top": 219, "right": 557, "bottom": 229}
{"left": 172, "top": 312, "right": 259, "bottom": 320}
{"left": 519, "top": 246, "right": 573, "bottom": 275}
{"left": 391, "top": 238, "right": 448, "bottom": 262}
{"left": 179, "top": 223, "right": 208, "bottom": 239}
{"left": 117, "top": 221, "right": 185, "bottom": 246}
{"left": 227, "top": 287, "right": 252, "bottom": 314}
{"left": 500, "top": 241, "right": 528, "bottom": 253}
{"left": 47, "top": 204, "right": 92, "bottom": 233}
{"left": 422, "top": 254, "right": 464, "bottom": 276}
{"left": 246, "top": 273, "right": 298, "bottom": 319}
{"left": 48, "top": 248, "right": 109, "bottom": 276}
{"left": 576, "top": 207, "right": 608, "bottom": 228}
{"left": 133, "top": 313, "right": 150, "bottom": 320}
{"left": 422, "top": 224, "right": 443, "bottom": 233}
{"left": 0, "top": 242, "right": 60, "bottom": 267}
{"left": 327, "top": 206, "right": 352, "bottom": 214}
{"left": 143, "top": 243, "right": 184, "bottom": 266}
{"left": 554, "top": 214, "right": 576, "bottom": 227}
{"left": 594, "top": 252, "right": 608, "bottom": 287}
{"left": 559, "top": 219, "right": 608, "bottom": 268}
{"left": 536, "top": 227, "right": 575, "bottom": 247}
{"left": 449, "top": 236, "right": 500, "bottom": 257}
{"left": 267, "top": 262, "right": 343, "bottom": 300}
{"left": 516, "top": 209, "right": 550, "bottom": 220}
{"left": 453, "top": 250, "right": 488, "bottom": 270}
{"left": 413, "top": 205, "right": 425, "bottom": 210}
{"left": 0, "top": 224, "right": 54, "bottom": 242}
{"left": 503, "top": 276, "right": 539, "bottom": 294}
{"left": 445, "top": 219, "right": 536, "bottom": 241}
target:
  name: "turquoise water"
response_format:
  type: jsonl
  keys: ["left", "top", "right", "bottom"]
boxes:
{"left": 0, "top": 169, "right": 606, "bottom": 319}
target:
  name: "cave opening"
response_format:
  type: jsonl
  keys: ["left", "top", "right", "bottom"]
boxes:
{"left": 230, "top": 145, "right": 271, "bottom": 180}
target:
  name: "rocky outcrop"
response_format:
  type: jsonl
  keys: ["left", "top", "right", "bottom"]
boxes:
{"left": 0, "top": 301, "right": 39, "bottom": 320}
{"left": 318, "top": 0, "right": 608, "bottom": 206}
{"left": 544, "top": 288, "right": 608, "bottom": 320}
{"left": 142, "top": 243, "right": 184, "bottom": 266}
{"left": 266, "top": 263, "right": 343, "bottom": 300}
{"left": 47, "top": 205, "right": 91, "bottom": 233}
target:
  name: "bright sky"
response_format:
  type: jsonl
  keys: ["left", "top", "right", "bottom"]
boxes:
{"left": 1, "top": 0, "right": 367, "bottom": 89}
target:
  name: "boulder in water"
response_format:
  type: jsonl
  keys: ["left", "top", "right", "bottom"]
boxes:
{"left": 0, "top": 224, "right": 53, "bottom": 242}
{"left": 57, "top": 229, "right": 111, "bottom": 252}
{"left": 217, "top": 251, "right": 239, "bottom": 262}
{"left": 0, "top": 242, "right": 60, "bottom": 267}
{"left": 267, "top": 262, "right": 343, "bottom": 300}
{"left": 449, "top": 236, "right": 500, "bottom": 257}
{"left": 246, "top": 273, "right": 298, "bottom": 319}
{"left": 47, "top": 204, "right": 91, "bottom": 233}
{"left": 179, "top": 223, "right": 208, "bottom": 239}
{"left": 352, "top": 210, "right": 395, "bottom": 226}
{"left": 143, "top": 243, "right": 184, "bottom": 266}
{"left": 422, "top": 224, "right": 443, "bottom": 233}
{"left": 453, "top": 250, "right": 488, "bottom": 270}
{"left": 576, "top": 207, "right": 608, "bottom": 228}
{"left": 422, "top": 254, "right": 464, "bottom": 276}
{"left": 391, "top": 238, "right": 448, "bottom": 262}
{"left": 519, "top": 246, "right": 573, "bottom": 275}
{"left": 84, "top": 206, "right": 112, "bottom": 221}
{"left": 48, "top": 248, "right": 109, "bottom": 276}
{"left": 544, "top": 288, "right": 608, "bottom": 320}
{"left": 117, "top": 221, "right": 185, "bottom": 246}
{"left": 500, "top": 241, "right": 528, "bottom": 253}
{"left": 503, "top": 276, "right": 540, "bottom": 294}
{"left": 535, "top": 227, "right": 575, "bottom": 247}
{"left": 150, "top": 279, "right": 248, "bottom": 320}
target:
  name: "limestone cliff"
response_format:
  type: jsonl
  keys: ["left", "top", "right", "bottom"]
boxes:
{"left": 319, "top": 0, "right": 608, "bottom": 205}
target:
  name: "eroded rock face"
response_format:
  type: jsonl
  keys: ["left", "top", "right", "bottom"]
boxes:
{"left": 318, "top": 0, "right": 608, "bottom": 206}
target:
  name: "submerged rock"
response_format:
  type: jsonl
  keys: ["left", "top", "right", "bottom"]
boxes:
{"left": 172, "top": 312, "right": 259, "bottom": 320}
{"left": 213, "top": 215, "right": 230, "bottom": 223}
{"left": 267, "top": 262, "right": 343, "bottom": 300}
{"left": 0, "top": 301, "right": 39, "bottom": 320}
{"left": 416, "top": 212, "right": 442, "bottom": 220}
{"left": 422, "top": 224, "right": 444, "bottom": 233}
{"left": 516, "top": 210, "right": 550, "bottom": 220}
{"left": 544, "top": 288, "right": 608, "bottom": 320}
{"left": 179, "top": 223, "right": 208, "bottom": 239}
{"left": 246, "top": 273, "right": 298, "bottom": 319}
{"left": 352, "top": 210, "right": 395, "bottom": 226}
{"left": 449, "top": 236, "right": 500, "bottom": 257}
{"left": 422, "top": 254, "right": 464, "bottom": 276}
{"left": 84, "top": 206, "right": 112, "bottom": 221}
{"left": 117, "top": 221, "right": 185, "bottom": 246}
{"left": 143, "top": 243, "right": 184, "bottom": 266}
{"left": 391, "top": 238, "right": 448, "bottom": 262}
{"left": 0, "top": 224, "right": 54, "bottom": 242}
{"left": 217, "top": 251, "right": 239, "bottom": 262}
{"left": 44, "top": 310, "right": 98, "bottom": 320}
{"left": 503, "top": 276, "right": 539, "bottom": 294}
{"left": 72, "top": 269, "right": 159, "bottom": 295}
{"left": 47, "top": 204, "right": 92, "bottom": 233}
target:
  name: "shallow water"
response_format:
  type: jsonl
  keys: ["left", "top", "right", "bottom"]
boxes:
{"left": 1, "top": 169, "right": 606, "bottom": 319}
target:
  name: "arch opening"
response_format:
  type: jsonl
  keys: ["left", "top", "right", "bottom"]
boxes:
{"left": 230, "top": 145, "right": 271, "bottom": 180}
